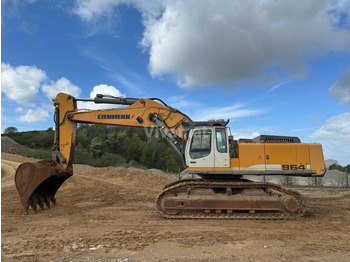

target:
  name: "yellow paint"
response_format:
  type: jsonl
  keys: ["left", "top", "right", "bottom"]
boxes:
{"left": 230, "top": 158, "right": 240, "bottom": 169}
{"left": 309, "top": 144, "right": 326, "bottom": 176}
{"left": 235, "top": 142, "right": 325, "bottom": 176}
{"left": 238, "top": 143, "right": 265, "bottom": 171}
{"left": 265, "top": 144, "right": 297, "bottom": 170}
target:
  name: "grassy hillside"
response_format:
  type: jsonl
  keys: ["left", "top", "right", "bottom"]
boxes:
{"left": 3, "top": 125, "right": 183, "bottom": 173}
{"left": 5, "top": 129, "right": 54, "bottom": 149}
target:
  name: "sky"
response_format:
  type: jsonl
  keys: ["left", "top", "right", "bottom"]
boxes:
{"left": 1, "top": 0, "right": 350, "bottom": 165}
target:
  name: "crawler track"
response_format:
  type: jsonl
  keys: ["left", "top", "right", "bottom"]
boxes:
{"left": 156, "top": 179, "right": 305, "bottom": 220}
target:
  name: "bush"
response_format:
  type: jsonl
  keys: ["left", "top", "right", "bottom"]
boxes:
{"left": 329, "top": 164, "right": 346, "bottom": 172}
{"left": 21, "top": 148, "right": 52, "bottom": 160}
{"left": 125, "top": 159, "right": 146, "bottom": 169}
{"left": 7, "top": 130, "right": 54, "bottom": 149}
{"left": 280, "top": 176, "right": 295, "bottom": 186}
{"left": 307, "top": 177, "right": 324, "bottom": 187}
{"left": 93, "top": 153, "right": 126, "bottom": 167}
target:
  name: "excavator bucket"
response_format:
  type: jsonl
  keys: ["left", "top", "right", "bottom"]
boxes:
{"left": 15, "top": 160, "right": 72, "bottom": 214}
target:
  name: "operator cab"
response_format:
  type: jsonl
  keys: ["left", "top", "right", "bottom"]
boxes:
{"left": 183, "top": 121, "right": 230, "bottom": 169}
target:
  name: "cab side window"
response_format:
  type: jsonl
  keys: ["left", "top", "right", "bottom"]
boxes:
{"left": 216, "top": 128, "right": 227, "bottom": 153}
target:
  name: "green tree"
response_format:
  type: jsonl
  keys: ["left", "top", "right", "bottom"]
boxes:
{"left": 28, "top": 131, "right": 53, "bottom": 148}
{"left": 123, "top": 137, "right": 142, "bottom": 162}
{"left": 140, "top": 142, "right": 156, "bottom": 167}
{"left": 165, "top": 158, "right": 178, "bottom": 173}
{"left": 329, "top": 163, "right": 345, "bottom": 172}
{"left": 73, "top": 144, "right": 93, "bottom": 165}
{"left": 4, "top": 126, "right": 18, "bottom": 134}
{"left": 90, "top": 137, "right": 105, "bottom": 158}
{"left": 105, "top": 132, "right": 125, "bottom": 155}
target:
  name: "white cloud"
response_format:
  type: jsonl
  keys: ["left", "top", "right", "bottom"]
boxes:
{"left": 310, "top": 113, "right": 350, "bottom": 165}
{"left": 42, "top": 77, "right": 81, "bottom": 99}
{"left": 192, "top": 103, "right": 263, "bottom": 121}
{"left": 90, "top": 84, "right": 125, "bottom": 98}
{"left": 73, "top": 0, "right": 122, "bottom": 21}
{"left": 232, "top": 130, "right": 260, "bottom": 140}
{"left": 15, "top": 107, "right": 24, "bottom": 113}
{"left": 18, "top": 108, "right": 50, "bottom": 123}
{"left": 329, "top": 67, "right": 350, "bottom": 104}
{"left": 1, "top": 62, "right": 84, "bottom": 128}
{"left": 2, "top": 0, "right": 38, "bottom": 18}
{"left": 73, "top": 0, "right": 163, "bottom": 22}
{"left": 73, "top": 0, "right": 350, "bottom": 88}
{"left": 1, "top": 63, "right": 47, "bottom": 103}
{"left": 164, "top": 95, "right": 202, "bottom": 111}
{"left": 77, "top": 84, "right": 126, "bottom": 109}
{"left": 2, "top": 62, "right": 82, "bottom": 103}
{"left": 2, "top": 0, "right": 37, "bottom": 5}
{"left": 268, "top": 80, "right": 291, "bottom": 93}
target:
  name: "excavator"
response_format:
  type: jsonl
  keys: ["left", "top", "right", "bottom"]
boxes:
{"left": 15, "top": 92, "right": 326, "bottom": 219}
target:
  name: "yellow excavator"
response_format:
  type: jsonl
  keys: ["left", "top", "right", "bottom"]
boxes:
{"left": 15, "top": 93, "right": 326, "bottom": 219}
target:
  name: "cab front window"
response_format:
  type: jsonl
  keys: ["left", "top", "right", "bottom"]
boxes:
{"left": 190, "top": 129, "right": 212, "bottom": 159}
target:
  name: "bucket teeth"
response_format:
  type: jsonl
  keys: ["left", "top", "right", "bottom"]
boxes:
{"left": 44, "top": 195, "right": 51, "bottom": 208}
{"left": 24, "top": 193, "right": 56, "bottom": 213}
{"left": 51, "top": 196, "right": 57, "bottom": 206}
{"left": 24, "top": 194, "right": 58, "bottom": 214}
{"left": 38, "top": 195, "right": 44, "bottom": 210}
{"left": 24, "top": 205, "right": 29, "bottom": 215}
{"left": 31, "top": 204, "right": 38, "bottom": 213}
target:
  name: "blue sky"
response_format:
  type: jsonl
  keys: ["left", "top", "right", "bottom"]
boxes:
{"left": 1, "top": 0, "right": 350, "bottom": 164}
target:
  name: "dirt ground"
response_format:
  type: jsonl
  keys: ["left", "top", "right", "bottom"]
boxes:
{"left": 2, "top": 153, "right": 350, "bottom": 262}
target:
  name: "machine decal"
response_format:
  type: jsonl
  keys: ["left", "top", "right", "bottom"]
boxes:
{"left": 98, "top": 114, "right": 131, "bottom": 120}
{"left": 282, "top": 164, "right": 306, "bottom": 170}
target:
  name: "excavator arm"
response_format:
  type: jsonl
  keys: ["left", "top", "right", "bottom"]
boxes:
{"left": 15, "top": 93, "right": 191, "bottom": 214}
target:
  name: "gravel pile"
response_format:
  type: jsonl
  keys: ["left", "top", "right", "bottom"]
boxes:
{"left": 1, "top": 136, "right": 23, "bottom": 154}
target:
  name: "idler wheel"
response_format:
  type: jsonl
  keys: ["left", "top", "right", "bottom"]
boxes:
{"left": 282, "top": 195, "right": 299, "bottom": 213}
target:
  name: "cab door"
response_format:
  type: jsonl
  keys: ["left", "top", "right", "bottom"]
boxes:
{"left": 186, "top": 128, "right": 214, "bottom": 168}
{"left": 214, "top": 128, "right": 230, "bottom": 168}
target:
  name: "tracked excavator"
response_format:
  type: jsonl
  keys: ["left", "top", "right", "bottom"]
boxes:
{"left": 15, "top": 93, "right": 326, "bottom": 219}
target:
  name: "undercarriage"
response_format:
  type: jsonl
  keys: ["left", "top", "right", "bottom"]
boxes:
{"left": 156, "top": 178, "right": 305, "bottom": 220}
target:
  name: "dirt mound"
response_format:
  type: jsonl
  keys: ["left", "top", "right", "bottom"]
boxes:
{"left": 73, "top": 165, "right": 174, "bottom": 189}
{"left": 1, "top": 136, "right": 23, "bottom": 154}
{"left": 92, "top": 166, "right": 173, "bottom": 185}
{"left": 325, "top": 169, "right": 347, "bottom": 178}
{"left": 63, "top": 166, "right": 175, "bottom": 207}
